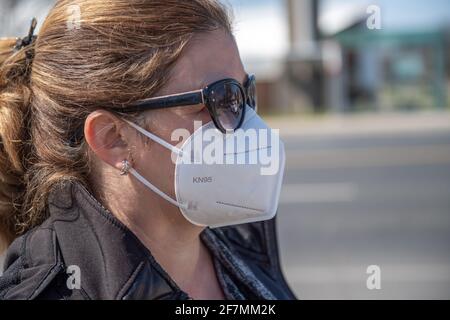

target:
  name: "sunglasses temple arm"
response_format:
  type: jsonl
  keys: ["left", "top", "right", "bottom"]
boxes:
{"left": 121, "top": 91, "right": 204, "bottom": 113}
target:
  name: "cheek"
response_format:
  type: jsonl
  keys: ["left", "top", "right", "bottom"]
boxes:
{"left": 156, "top": 108, "right": 212, "bottom": 139}
{"left": 179, "top": 108, "right": 212, "bottom": 133}
{"left": 197, "top": 108, "right": 213, "bottom": 125}
{"left": 172, "top": 106, "right": 212, "bottom": 128}
{"left": 134, "top": 139, "right": 177, "bottom": 197}
{"left": 172, "top": 104, "right": 205, "bottom": 115}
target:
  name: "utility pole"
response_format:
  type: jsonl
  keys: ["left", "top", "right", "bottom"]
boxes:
{"left": 285, "top": 0, "right": 324, "bottom": 112}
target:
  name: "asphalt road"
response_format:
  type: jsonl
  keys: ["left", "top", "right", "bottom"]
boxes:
{"left": 277, "top": 121, "right": 450, "bottom": 299}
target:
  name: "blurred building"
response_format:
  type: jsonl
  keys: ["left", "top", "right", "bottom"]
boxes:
{"left": 326, "top": 16, "right": 449, "bottom": 112}
{"left": 279, "top": 0, "right": 450, "bottom": 114}
{"left": 235, "top": 0, "right": 323, "bottom": 114}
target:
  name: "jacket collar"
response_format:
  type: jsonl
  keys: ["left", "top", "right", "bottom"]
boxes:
{"left": 47, "top": 181, "right": 188, "bottom": 300}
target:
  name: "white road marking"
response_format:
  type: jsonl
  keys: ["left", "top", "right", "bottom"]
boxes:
{"left": 280, "top": 183, "right": 358, "bottom": 203}
{"left": 286, "top": 144, "right": 450, "bottom": 169}
{"left": 284, "top": 263, "right": 450, "bottom": 284}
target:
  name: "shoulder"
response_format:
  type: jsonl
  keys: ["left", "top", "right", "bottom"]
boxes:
{"left": 0, "top": 219, "right": 77, "bottom": 300}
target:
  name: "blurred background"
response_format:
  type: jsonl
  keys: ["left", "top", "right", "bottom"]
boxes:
{"left": 1, "top": 0, "right": 450, "bottom": 299}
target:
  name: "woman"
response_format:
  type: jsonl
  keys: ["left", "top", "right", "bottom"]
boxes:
{"left": 0, "top": 0, "right": 295, "bottom": 300}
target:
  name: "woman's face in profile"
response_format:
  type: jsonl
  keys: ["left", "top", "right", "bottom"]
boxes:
{"left": 131, "top": 29, "right": 247, "bottom": 202}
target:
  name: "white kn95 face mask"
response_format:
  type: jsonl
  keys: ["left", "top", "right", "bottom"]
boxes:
{"left": 123, "top": 106, "right": 285, "bottom": 228}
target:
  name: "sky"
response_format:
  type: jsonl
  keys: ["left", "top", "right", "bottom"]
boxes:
{"left": 227, "top": 0, "right": 289, "bottom": 62}
{"left": 228, "top": 0, "right": 450, "bottom": 62}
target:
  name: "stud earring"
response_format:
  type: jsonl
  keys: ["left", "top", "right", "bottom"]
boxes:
{"left": 120, "top": 159, "right": 131, "bottom": 176}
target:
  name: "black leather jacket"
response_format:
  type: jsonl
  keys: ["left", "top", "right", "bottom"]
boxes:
{"left": 0, "top": 181, "right": 296, "bottom": 300}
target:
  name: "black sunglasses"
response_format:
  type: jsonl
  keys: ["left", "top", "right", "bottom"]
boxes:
{"left": 118, "top": 74, "right": 257, "bottom": 133}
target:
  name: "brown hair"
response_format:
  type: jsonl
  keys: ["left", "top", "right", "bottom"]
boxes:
{"left": 0, "top": 0, "right": 232, "bottom": 248}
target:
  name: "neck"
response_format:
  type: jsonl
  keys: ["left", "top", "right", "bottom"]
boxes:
{"left": 102, "top": 180, "right": 208, "bottom": 290}
{"left": 127, "top": 209, "right": 205, "bottom": 283}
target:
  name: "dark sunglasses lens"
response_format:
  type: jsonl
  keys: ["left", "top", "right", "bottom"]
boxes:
{"left": 246, "top": 76, "right": 257, "bottom": 111}
{"left": 210, "top": 82, "right": 244, "bottom": 131}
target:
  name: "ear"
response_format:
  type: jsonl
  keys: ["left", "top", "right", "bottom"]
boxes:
{"left": 84, "top": 110, "right": 133, "bottom": 171}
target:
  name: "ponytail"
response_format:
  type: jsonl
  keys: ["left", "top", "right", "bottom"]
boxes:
{"left": 0, "top": 36, "right": 34, "bottom": 250}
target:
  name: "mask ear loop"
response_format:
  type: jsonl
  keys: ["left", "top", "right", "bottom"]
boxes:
{"left": 128, "top": 167, "right": 187, "bottom": 210}
{"left": 123, "top": 119, "right": 183, "bottom": 156}
{"left": 122, "top": 119, "right": 188, "bottom": 210}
